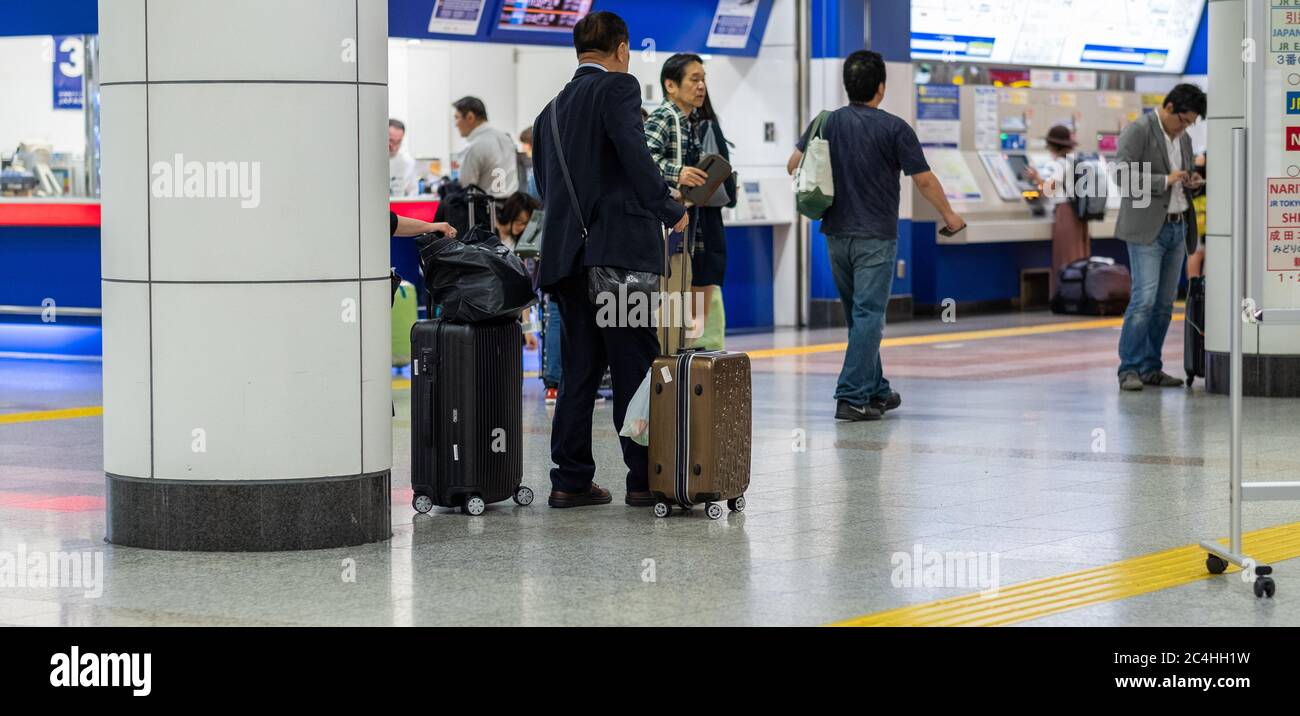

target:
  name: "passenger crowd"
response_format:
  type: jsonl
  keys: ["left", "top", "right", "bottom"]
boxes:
{"left": 386, "top": 10, "right": 1208, "bottom": 504}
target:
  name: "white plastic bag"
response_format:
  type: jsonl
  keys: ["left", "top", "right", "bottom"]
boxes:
{"left": 619, "top": 368, "right": 654, "bottom": 447}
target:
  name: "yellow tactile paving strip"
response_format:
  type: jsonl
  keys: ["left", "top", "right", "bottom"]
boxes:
{"left": 832, "top": 521, "right": 1300, "bottom": 627}
{"left": 0, "top": 406, "right": 103, "bottom": 424}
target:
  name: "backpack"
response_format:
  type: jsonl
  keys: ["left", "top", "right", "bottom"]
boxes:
{"left": 1070, "top": 155, "right": 1109, "bottom": 222}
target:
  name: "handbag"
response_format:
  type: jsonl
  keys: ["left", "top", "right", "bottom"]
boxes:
{"left": 548, "top": 99, "right": 661, "bottom": 305}
{"left": 689, "top": 119, "right": 733, "bottom": 208}
{"left": 795, "top": 110, "right": 834, "bottom": 219}
{"left": 681, "top": 153, "right": 733, "bottom": 208}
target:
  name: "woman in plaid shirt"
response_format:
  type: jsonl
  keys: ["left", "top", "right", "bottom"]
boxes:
{"left": 645, "top": 53, "right": 735, "bottom": 347}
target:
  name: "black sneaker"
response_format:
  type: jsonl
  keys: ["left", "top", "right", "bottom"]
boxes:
{"left": 1140, "top": 370, "right": 1184, "bottom": 387}
{"left": 1119, "top": 371, "right": 1144, "bottom": 391}
{"left": 869, "top": 390, "right": 901, "bottom": 412}
{"left": 835, "top": 400, "right": 882, "bottom": 422}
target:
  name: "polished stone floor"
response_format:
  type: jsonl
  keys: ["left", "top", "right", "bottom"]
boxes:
{"left": 2, "top": 310, "right": 1299, "bottom": 626}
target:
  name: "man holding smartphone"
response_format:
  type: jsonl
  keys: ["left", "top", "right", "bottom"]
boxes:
{"left": 787, "top": 50, "right": 964, "bottom": 422}
{"left": 1113, "top": 83, "right": 1206, "bottom": 391}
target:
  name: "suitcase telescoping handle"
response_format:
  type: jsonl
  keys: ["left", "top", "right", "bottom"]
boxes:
{"left": 659, "top": 224, "right": 691, "bottom": 356}
{"left": 465, "top": 187, "right": 496, "bottom": 235}
{"left": 660, "top": 226, "right": 669, "bottom": 355}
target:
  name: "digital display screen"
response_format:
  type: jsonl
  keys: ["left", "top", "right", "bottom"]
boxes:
{"left": 910, "top": 0, "right": 1205, "bottom": 74}
{"left": 1004, "top": 154, "right": 1032, "bottom": 183}
{"left": 498, "top": 0, "right": 594, "bottom": 32}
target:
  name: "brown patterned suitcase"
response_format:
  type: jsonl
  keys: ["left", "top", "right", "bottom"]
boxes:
{"left": 647, "top": 349, "right": 752, "bottom": 519}
{"left": 646, "top": 217, "right": 751, "bottom": 519}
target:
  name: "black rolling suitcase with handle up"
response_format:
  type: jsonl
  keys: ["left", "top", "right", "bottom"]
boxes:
{"left": 1184, "top": 275, "right": 1206, "bottom": 386}
{"left": 410, "top": 197, "right": 533, "bottom": 516}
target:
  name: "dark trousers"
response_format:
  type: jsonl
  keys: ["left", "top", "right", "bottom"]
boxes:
{"left": 549, "top": 274, "right": 659, "bottom": 493}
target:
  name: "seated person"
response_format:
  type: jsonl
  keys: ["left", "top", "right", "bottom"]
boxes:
{"left": 494, "top": 192, "right": 544, "bottom": 352}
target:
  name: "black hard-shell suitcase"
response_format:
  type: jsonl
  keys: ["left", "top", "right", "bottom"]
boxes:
{"left": 410, "top": 319, "right": 533, "bottom": 515}
{"left": 1184, "top": 275, "right": 1206, "bottom": 385}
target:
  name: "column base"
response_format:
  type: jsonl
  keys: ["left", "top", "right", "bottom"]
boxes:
{"left": 1205, "top": 351, "right": 1300, "bottom": 397}
{"left": 106, "top": 471, "right": 391, "bottom": 551}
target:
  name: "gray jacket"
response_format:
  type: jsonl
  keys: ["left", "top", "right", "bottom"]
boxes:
{"left": 1113, "top": 109, "right": 1198, "bottom": 251}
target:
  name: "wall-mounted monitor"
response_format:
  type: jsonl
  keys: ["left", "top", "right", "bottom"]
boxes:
{"left": 910, "top": 0, "right": 1205, "bottom": 74}
{"left": 498, "top": 0, "right": 594, "bottom": 33}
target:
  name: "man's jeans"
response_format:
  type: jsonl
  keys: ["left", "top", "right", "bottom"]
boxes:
{"left": 1118, "top": 221, "right": 1186, "bottom": 377}
{"left": 828, "top": 235, "right": 897, "bottom": 406}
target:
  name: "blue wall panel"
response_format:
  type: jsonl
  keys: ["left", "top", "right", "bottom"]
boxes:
{"left": 0, "top": 2, "right": 98, "bottom": 36}
{"left": 721, "top": 225, "right": 774, "bottom": 332}
{"left": 809, "top": 220, "right": 913, "bottom": 301}
{"left": 0, "top": 227, "right": 101, "bottom": 309}
{"left": 894, "top": 218, "right": 912, "bottom": 296}
{"left": 911, "top": 220, "right": 1132, "bottom": 306}
{"left": 809, "top": 221, "right": 836, "bottom": 300}
{"left": 2, "top": 1, "right": 774, "bottom": 57}
{"left": 867, "top": 0, "right": 911, "bottom": 62}
{"left": 811, "top": 0, "right": 865, "bottom": 59}
{"left": 0, "top": 322, "right": 102, "bottom": 357}
{"left": 1184, "top": 2, "right": 1209, "bottom": 75}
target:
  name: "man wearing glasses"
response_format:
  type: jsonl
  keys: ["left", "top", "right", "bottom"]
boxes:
{"left": 1114, "top": 83, "right": 1207, "bottom": 391}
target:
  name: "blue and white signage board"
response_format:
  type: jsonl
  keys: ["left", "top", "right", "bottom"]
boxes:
{"left": 706, "top": 0, "right": 759, "bottom": 50}
{"left": 52, "top": 35, "right": 83, "bottom": 110}
{"left": 428, "top": 0, "right": 487, "bottom": 35}
{"left": 916, "top": 84, "right": 961, "bottom": 147}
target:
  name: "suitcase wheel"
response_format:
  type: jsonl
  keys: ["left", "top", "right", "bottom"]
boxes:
{"left": 705, "top": 503, "right": 723, "bottom": 520}
{"left": 462, "top": 495, "right": 486, "bottom": 516}
{"left": 653, "top": 502, "right": 672, "bottom": 519}
{"left": 727, "top": 496, "right": 746, "bottom": 513}
{"left": 412, "top": 493, "right": 434, "bottom": 514}
{"left": 513, "top": 485, "right": 535, "bottom": 507}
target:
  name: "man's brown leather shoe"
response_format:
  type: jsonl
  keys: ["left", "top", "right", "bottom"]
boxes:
{"left": 625, "top": 490, "right": 657, "bottom": 507}
{"left": 548, "top": 482, "right": 613, "bottom": 508}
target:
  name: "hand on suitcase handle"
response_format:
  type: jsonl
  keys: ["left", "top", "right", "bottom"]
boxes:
{"left": 671, "top": 211, "right": 690, "bottom": 235}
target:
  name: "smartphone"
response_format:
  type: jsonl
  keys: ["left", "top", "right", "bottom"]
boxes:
{"left": 938, "top": 223, "right": 967, "bottom": 238}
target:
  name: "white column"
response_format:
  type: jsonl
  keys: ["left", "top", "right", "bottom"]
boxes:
{"left": 99, "top": 0, "right": 391, "bottom": 550}
{"left": 1205, "top": 0, "right": 1247, "bottom": 355}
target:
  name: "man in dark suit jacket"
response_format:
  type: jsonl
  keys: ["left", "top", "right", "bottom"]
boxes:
{"left": 532, "top": 11, "right": 688, "bottom": 508}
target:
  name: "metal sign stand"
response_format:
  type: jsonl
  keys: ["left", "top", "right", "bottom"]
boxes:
{"left": 1199, "top": 3, "right": 1300, "bottom": 599}
{"left": 1198, "top": 129, "right": 1273, "bottom": 598}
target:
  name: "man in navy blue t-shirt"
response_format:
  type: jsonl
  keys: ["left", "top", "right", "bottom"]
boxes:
{"left": 789, "top": 50, "right": 964, "bottom": 422}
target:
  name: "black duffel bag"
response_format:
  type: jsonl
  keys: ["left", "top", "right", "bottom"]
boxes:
{"left": 1050, "top": 256, "right": 1131, "bottom": 316}
{"left": 416, "top": 226, "right": 536, "bottom": 324}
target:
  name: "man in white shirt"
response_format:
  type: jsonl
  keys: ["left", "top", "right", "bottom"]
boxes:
{"left": 388, "top": 118, "right": 419, "bottom": 197}
{"left": 1112, "top": 84, "right": 1206, "bottom": 391}
{"left": 453, "top": 96, "right": 519, "bottom": 198}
